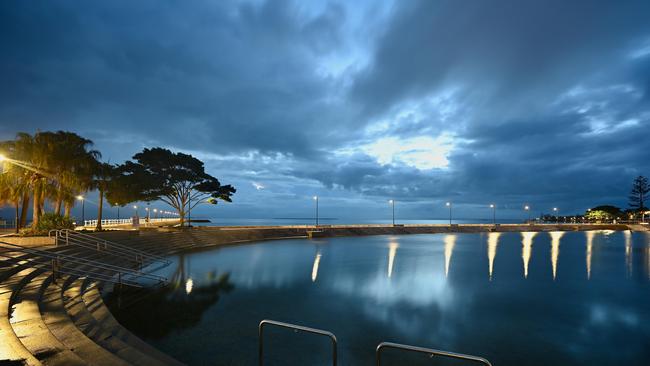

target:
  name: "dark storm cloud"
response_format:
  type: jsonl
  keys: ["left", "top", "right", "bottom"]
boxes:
{"left": 352, "top": 0, "right": 650, "bottom": 117}
{"left": 0, "top": 0, "right": 355, "bottom": 160}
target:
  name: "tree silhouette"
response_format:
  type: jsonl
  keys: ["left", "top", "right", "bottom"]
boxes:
{"left": 116, "top": 148, "right": 236, "bottom": 226}
{"left": 629, "top": 175, "right": 649, "bottom": 217}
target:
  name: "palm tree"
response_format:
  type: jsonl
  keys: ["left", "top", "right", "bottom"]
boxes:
{"left": 1, "top": 131, "right": 101, "bottom": 227}
{"left": 92, "top": 162, "right": 116, "bottom": 231}
{"left": 0, "top": 165, "right": 28, "bottom": 233}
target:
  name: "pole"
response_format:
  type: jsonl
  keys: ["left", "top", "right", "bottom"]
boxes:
{"left": 449, "top": 203, "right": 452, "bottom": 225}
{"left": 81, "top": 199, "right": 85, "bottom": 226}
{"left": 316, "top": 197, "right": 319, "bottom": 226}
{"left": 492, "top": 205, "right": 497, "bottom": 225}
{"left": 392, "top": 200, "right": 395, "bottom": 226}
{"left": 188, "top": 191, "right": 192, "bottom": 228}
{"left": 117, "top": 206, "right": 120, "bottom": 220}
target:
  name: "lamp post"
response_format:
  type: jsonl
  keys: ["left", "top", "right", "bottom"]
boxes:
{"left": 524, "top": 205, "right": 530, "bottom": 223}
{"left": 389, "top": 200, "right": 395, "bottom": 226}
{"left": 490, "top": 204, "right": 496, "bottom": 225}
{"left": 133, "top": 205, "right": 138, "bottom": 218}
{"left": 153, "top": 208, "right": 158, "bottom": 220}
{"left": 145, "top": 207, "right": 150, "bottom": 223}
{"left": 313, "top": 196, "right": 319, "bottom": 226}
{"left": 77, "top": 195, "right": 85, "bottom": 227}
{"left": 115, "top": 204, "right": 120, "bottom": 220}
{"left": 553, "top": 207, "right": 559, "bottom": 223}
{"left": 446, "top": 202, "right": 452, "bottom": 225}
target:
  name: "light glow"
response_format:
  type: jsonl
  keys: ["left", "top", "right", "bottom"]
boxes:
{"left": 356, "top": 134, "right": 455, "bottom": 170}
{"left": 521, "top": 232, "right": 537, "bottom": 278}
{"left": 444, "top": 234, "right": 456, "bottom": 278}
{"left": 311, "top": 252, "right": 322, "bottom": 282}
{"left": 0, "top": 154, "right": 5, "bottom": 162}
{"left": 487, "top": 232, "right": 501, "bottom": 281}
{"left": 586, "top": 231, "right": 595, "bottom": 279}
{"left": 625, "top": 230, "right": 632, "bottom": 276}
{"left": 550, "top": 231, "right": 564, "bottom": 280}
{"left": 76, "top": 195, "right": 84, "bottom": 201}
{"left": 387, "top": 242, "right": 399, "bottom": 278}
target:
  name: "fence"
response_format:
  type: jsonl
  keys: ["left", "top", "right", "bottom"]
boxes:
{"left": 83, "top": 217, "right": 178, "bottom": 227}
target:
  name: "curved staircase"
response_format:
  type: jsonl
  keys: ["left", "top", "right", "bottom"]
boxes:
{"left": 0, "top": 234, "right": 187, "bottom": 366}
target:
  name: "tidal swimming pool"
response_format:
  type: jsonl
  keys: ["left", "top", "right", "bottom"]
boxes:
{"left": 107, "top": 231, "right": 650, "bottom": 365}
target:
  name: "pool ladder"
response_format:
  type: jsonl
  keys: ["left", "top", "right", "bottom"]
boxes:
{"left": 258, "top": 319, "right": 493, "bottom": 366}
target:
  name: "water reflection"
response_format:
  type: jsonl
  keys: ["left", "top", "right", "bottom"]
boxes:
{"left": 487, "top": 232, "right": 501, "bottom": 281}
{"left": 550, "top": 231, "right": 564, "bottom": 280}
{"left": 311, "top": 251, "right": 322, "bottom": 282}
{"left": 521, "top": 232, "right": 536, "bottom": 278}
{"left": 106, "top": 254, "right": 234, "bottom": 339}
{"left": 387, "top": 242, "right": 399, "bottom": 278}
{"left": 444, "top": 234, "right": 456, "bottom": 278}
{"left": 646, "top": 234, "right": 650, "bottom": 279}
{"left": 624, "top": 231, "right": 632, "bottom": 276}
{"left": 586, "top": 231, "right": 595, "bottom": 280}
{"left": 110, "top": 233, "right": 650, "bottom": 366}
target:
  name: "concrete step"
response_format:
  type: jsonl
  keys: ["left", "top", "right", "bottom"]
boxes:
{"left": 39, "top": 275, "right": 131, "bottom": 366}
{"left": 65, "top": 278, "right": 181, "bottom": 366}
{"left": 0, "top": 267, "right": 43, "bottom": 365}
{"left": 10, "top": 272, "right": 87, "bottom": 365}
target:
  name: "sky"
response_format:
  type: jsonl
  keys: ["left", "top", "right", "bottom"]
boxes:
{"left": 1, "top": 0, "right": 650, "bottom": 222}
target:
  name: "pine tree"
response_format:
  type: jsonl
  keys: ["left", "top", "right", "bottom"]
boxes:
{"left": 629, "top": 176, "right": 649, "bottom": 217}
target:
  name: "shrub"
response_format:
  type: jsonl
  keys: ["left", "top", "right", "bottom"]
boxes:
{"left": 21, "top": 213, "right": 75, "bottom": 236}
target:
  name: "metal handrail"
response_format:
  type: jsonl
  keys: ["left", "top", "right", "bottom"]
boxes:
{"left": 0, "top": 241, "right": 167, "bottom": 286}
{"left": 376, "top": 342, "right": 492, "bottom": 366}
{"left": 0, "top": 253, "right": 143, "bottom": 287}
{"left": 62, "top": 234, "right": 157, "bottom": 268}
{"left": 56, "top": 229, "right": 171, "bottom": 265}
{"left": 0, "top": 242, "right": 165, "bottom": 283}
{"left": 259, "top": 319, "right": 337, "bottom": 366}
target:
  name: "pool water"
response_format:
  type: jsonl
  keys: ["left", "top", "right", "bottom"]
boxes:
{"left": 107, "top": 231, "right": 650, "bottom": 365}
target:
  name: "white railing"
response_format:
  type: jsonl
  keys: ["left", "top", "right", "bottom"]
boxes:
{"left": 83, "top": 217, "right": 178, "bottom": 227}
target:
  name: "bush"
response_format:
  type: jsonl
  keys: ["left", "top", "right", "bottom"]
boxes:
{"left": 20, "top": 213, "right": 75, "bottom": 236}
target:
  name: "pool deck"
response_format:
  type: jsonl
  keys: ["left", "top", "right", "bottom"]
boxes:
{"left": 0, "top": 222, "right": 647, "bottom": 365}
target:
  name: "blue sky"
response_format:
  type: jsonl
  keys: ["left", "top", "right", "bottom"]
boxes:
{"left": 1, "top": 0, "right": 650, "bottom": 221}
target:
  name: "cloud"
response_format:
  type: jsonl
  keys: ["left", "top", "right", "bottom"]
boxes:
{"left": 2, "top": 0, "right": 650, "bottom": 219}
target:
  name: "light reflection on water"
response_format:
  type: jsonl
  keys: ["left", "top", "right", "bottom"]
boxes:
{"left": 550, "top": 231, "right": 564, "bottom": 280}
{"left": 112, "top": 231, "right": 650, "bottom": 366}
{"left": 586, "top": 230, "right": 594, "bottom": 280}
{"left": 444, "top": 234, "right": 456, "bottom": 278}
{"left": 487, "top": 232, "right": 500, "bottom": 281}
{"left": 521, "top": 231, "right": 536, "bottom": 278}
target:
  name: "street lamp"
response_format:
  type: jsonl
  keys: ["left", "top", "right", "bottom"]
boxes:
{"left": 133, "top": 205, "right": 138, "bottom": 218}
{"left": 153, "top": 208, "right": 158, "bottom": 220}
{"left": 490, "top": 204, "right": 496, "bottom": 225}
{"left": 553, "top": 207, "right": 559, "bottom": 223}
{"left": 77, "top": 195, "right": 85, "bottom": 227}
{"left": 388, "top": 200, "right": 395, "bottom": 226}
{"left": 446, "top": 202, "right": 452, "bottom": 225}
{"left": 524, "top": 205, "right": 530, "bottom": 222}
{"left": 313, "top": 196, "right": 319, "bottom": 226}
